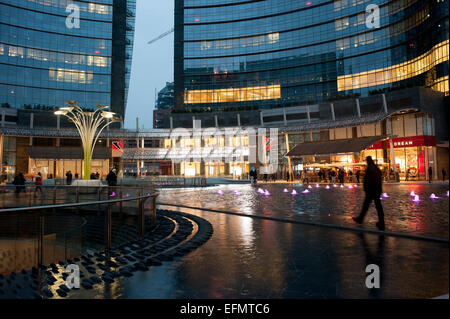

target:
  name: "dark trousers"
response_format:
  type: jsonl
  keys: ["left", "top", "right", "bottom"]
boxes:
{"left": 359, "top": 192, "right": 384, "bottom": 223}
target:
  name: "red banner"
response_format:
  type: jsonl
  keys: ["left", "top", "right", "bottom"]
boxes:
{"left": 368, "top": 136, "right": 436, "bottom": 150}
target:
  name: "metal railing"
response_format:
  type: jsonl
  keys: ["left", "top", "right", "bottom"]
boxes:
{"left": 0, "top": 188, "right": 158, "bottom": 275}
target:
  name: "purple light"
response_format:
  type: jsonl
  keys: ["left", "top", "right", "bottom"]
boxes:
{"left": 333, "top": 184, "right": 337, "bottom": 188}
{"left": 446, "top": 191, "right": 449, "bottom": 197}
{"left": 325, "top": 185, "right": 330, "bottom": 189}
{"left": 257, "top": 188, "right": 264, "bottom": 194}
{"left": 234, "top": 190, "right": 240, "bottom": 196}
{"left": 291, "top": 190, "right": 297, "bottom": 195}
{"left": 264, "top": 190, "right": 270, "bottom": 196}
{"left": 218, "top": 190, "right": 224, "bottom": 195}
{"left": 382, "top": 192, "right": 389, "bottom": 198}
{"left": 348, "top": 185, "right": 353, "bottom": 189}
{"left": 302, "top": 189, "right": 310, "bottom": 194}
{"left": 283, "top": 188, "right": 289, "bottom": 192}
{"left": 125, "top": 193, "right": 130, "bottom": 197}
{"left": 340, "top": 184, "right": 344, "bottom": 188}
{"left": 109, "top": 192, "right": 116, "bottom": 197}
{"left": 410, "top": 191, "right": 416, "bottom": 197}
{"left": 315, "top": 184, "right": 320, "bottom": 188}
{"left": 354, "top": 184, "right": 358, "bottom": 187}
{"left": 308, "top": 185, "right": 312, "bottom": 189}
{"left": 413, "top": 195, "right": 420, "bottom": 202}
{"left": 430, "top": 193, "right": 440, "bottom": 199}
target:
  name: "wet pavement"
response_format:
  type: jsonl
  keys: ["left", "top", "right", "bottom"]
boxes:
{"left": 60, "top": 183, "right": 448, "bottom": 299}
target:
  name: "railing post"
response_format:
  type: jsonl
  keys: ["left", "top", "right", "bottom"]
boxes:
{"left": 105, "top": 203, "right": 112, "bottom": 250}
{"left": 119, "top": 185, "right": 123, "bottom": 215}
{"left": 139, "top": 198, "right": 145, "bottom": 237}
{"left": 53, "top": 186, "right": 57, "bottom": 205}
{"left": 152, "top": 194, "right": 157, "bottom": 227}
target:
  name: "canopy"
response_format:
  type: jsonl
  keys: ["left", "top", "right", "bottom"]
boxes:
{"left": 286, "top": 136, "right": 387, "bottom": 157}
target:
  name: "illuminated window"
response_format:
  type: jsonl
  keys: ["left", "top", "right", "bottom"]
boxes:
{"left": 49, "top": 68, "right": 93, "bottom": 84}
{"left": 335, "top": 17, "right": 349, "bottom": 31}
{"left": 185, "top": 85, "right": 281, "bottom": 104}
{"left": 267, "top": 33, "right": 280, "bottom": 44}
{"left": 337, "top": 40, "right": 449, "bottom": 91}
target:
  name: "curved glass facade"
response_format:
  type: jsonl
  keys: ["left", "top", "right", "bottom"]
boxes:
{"left": 0, "top": 0, "right": 135, "bottom": 118}
{"left": 176, "top": 0, "right": 449, "bottom": 111}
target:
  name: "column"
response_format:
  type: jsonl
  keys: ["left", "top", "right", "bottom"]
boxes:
{"left": 382, "top": 94, "right": 398, "bottom": 181}
{"left": 330, "top": 103, "right": 336, "bottom": 121}
{"left": 356, "top": 99, "right": 361, "bottom": 118}
{"left": 285, "top": 133, "right": 293, "bottom": 181}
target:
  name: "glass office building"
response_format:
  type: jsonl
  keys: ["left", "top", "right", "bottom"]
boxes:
{"left": 0, "top": 0, "right": 136, "bottom": 118}
{"left": 175, "top": 0, "right": 449, "bottom": 112}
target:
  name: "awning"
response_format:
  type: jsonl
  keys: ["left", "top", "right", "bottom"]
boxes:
{"left": 286, "top": 136, "right": 387, "bottom": 157}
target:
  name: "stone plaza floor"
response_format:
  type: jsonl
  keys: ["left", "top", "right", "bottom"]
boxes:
{"left": 55, "top": 182, "right": 448, "bottom": 299}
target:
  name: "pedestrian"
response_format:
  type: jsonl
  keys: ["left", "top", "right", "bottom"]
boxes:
{"left": 318, "top": 170, "right": 323, "bottom": 182}
{"left": 286, "top": 171, "right": 290, "bottom": 182}
{"left": 106, "top": 168, "right": 118, "bottom": 187}
{"left": 352, "top": 156, "right": 385, "bottom": 230}
{"left": 405, "top": 168, "right": 410, "bottom": 181}
{"left": 263, "top": 173, "right": 268, "bottom": 182}
{"left": 303, "top": 168, "right": 308, "bottom": 184}
{"left": 95, "top": 172, "right": 100, "bottom": 179}
{"left": 428, "top": 166, "right": 433, "bottom": 183}
{"left": 66, "top": 170, "right": 73, "bottom": 185}
{"left": 13, "top": 172, "right": 26, "bottom": 197}
{"left": 356, "top": 170, "right": 360, "bottom": 183}
{"left": 338, "top": 168, "right": 345, "bottom": 184}
{"left": 442, "top": 168, "right": 446, "bottom": 181}
{"left": 34, "top": 172, "right": 43, "bottom": 197}
{"left": 249, "top": 167, "right": 257, "bottom": 185}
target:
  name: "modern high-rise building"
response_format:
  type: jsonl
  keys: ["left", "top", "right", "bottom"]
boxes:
{"left": 153, "top": 82, "right": 174, "bottom": 128}
{"left": 0, "top": 0, "right": 136, "bottom": 119}
{"left": 175, "top": 0, "right": 448, "bottom": 112}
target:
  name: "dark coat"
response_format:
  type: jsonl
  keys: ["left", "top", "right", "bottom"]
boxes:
{"left": 13, "top": 173, "right": 25, "bottom": 185}
{"left": 363, "top": 163, "right": 382, "bottom": 195}
{"left": 106, "top": 171, "right": 117, "bottom": 186}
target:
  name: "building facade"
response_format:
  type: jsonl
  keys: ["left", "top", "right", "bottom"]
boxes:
{"left": 175, "top": 0, "right": 448, "bottom": 112}
{"left": 153, "top": 82, "right": 174, "bottom": 128}
{"left": 0, "top": 0, "right": 136, "bottom": 118}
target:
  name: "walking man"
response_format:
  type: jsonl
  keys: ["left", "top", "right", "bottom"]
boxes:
{"left": 34, "top": 172, "right": 43, "bottom": 197}
{"left": 428, "top": 166, "right": 433, "bottom": 183}
{"left": 352, "top": 156, "right": 385, "bottom": 230}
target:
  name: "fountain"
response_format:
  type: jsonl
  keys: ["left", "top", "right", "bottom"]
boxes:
{"left": 315, "top": 184, "right": 320, "bottom": 188}
{"left": 218, "top": 190, "right": 224, "bottom": 195}
{"left": 325, "top": 185, "right": 330, "bottom": 189}
{"left": 283, "top": 188, "right": 289, "bottom": 193}
{"left": 291, "top": 190, "right": 297, "bottom": 195}
{"left": 430, "top": 193, "right": 439, "bottom": 199}
{"left": 413, "top": 195, "right": 420, "bottom": 202}
{"left": 410, "top": 191, "right": 416, "bottom": 196}
{"left": 382, "top": 193, "right": 389, "bottom": 198}
{"left": 264, "top": 190, "right": 271, "bottom": 196}
{"left": 302, "top": 189, "right": 310, "bottom": 194}
{"left": 308, "top": 185, "right": 312, "bottom": 189}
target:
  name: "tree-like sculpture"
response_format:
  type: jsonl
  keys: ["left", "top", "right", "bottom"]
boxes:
{"left": 55, "top": 101, "right": 121, "bottom": 180}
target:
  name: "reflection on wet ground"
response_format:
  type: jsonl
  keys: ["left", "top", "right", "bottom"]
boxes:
{"left": 66, "top": 183, "right": 448, "bottom": 299}
{"left": 158, "top": 183, "right": 449, "bottom": 239}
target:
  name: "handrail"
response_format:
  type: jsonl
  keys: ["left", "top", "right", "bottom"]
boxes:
{"left": 0, "top": 192, "right": 157, "bottom": 213}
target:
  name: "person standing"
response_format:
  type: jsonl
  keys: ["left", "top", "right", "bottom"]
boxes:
{"left": 106, "top": 168, "right": 118, "bottom": 187}
{"left": 66, "top": 170, "right": 73, "bottom": 185}
{"left": 34, "top": 172, "right": 43, "bottom": 197}
{"left": 405, "top": 168, "right": 410, "bottom": 181}
{"left": 442, "top": 168, "right": 446, "bottom": 181}
{"left": 356, "top": 170, "right": 360, "bottom": 184}
{"left": 428, "top": 166, "right": 433, "bottom": 183}
{"left": 249, "top": 167, "right": 257, "bottom": 185}
{"left": 13, "top": 172, "right": 26, "bottom": 197}
{"left": 352, "top": 156, "right": 385, "bottom": 230}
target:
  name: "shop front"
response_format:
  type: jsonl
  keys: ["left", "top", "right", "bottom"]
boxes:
{"left": 366, "top": 136, "right": 437, "bottom": 180}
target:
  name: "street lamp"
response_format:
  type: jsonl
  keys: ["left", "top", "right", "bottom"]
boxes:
{"left": 55, "top": 101, "right": 122, "bottom": 180}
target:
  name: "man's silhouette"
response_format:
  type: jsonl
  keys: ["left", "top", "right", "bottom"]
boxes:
{"left": 352, "top": 156, "right": 385, "bottom": 230}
